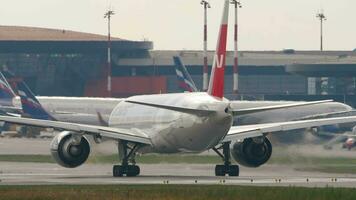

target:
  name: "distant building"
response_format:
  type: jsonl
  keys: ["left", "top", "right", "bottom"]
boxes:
{"left": 1, "top": 26, "right": 356, "bottom": 105}
{"left": 0, "top": 26, "right": 152, "bottom": 97}
{"left": 116, "top": 50, "right": 356, "bottom": 100}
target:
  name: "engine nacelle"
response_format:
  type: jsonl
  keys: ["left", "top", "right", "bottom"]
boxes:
{"left": 50, "top": 131, "right": 90, "bottom": 168}
{"left": 231, "top": 137, "right": 272, "bottom": 168}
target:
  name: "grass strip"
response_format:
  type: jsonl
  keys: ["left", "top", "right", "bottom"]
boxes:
{"left": 0, "top": 185, "right": 356, "bottom": 200}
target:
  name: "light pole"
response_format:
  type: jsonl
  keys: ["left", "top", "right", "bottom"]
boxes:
{"left": 316, "top": 12, "right": 326, "bottom": 51}
{"left": 231, "top": 0, "right": 242, "bottom": 94}
{"left": 201, "top": 0, "right": 210, "bottom": 91}
{"left": 104, "top": 9, "right": 115, "bottom": 97}
{"left": 316, "top": 11, "right": 328, "bottom": 94}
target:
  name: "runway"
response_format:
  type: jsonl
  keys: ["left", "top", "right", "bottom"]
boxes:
{"left": 1, "top": 162, "right": 356, "bottom": 187}
{"left": 1, "top": 138, "right": 356, "bottom": 187}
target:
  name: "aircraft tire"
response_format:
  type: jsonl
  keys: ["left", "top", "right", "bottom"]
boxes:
{"left": 113, "top": 165, "right": 124, "bottom": 177}
{"left": 228, "top": 165, "right": 239, "bottom": 176}
{"left": 127, "top": 165, "right": 140, "bottom": 177}
{"left": 215, "top": 165, "right": 226, "bottom": 176}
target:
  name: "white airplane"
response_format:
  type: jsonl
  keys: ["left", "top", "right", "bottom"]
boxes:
{"left": 2, "top": 0, "right": 356, "bottom": 177}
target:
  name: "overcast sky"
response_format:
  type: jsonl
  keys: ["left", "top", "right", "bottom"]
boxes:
{"left": 1, "top": 0, "right": 355, "bottom": 51}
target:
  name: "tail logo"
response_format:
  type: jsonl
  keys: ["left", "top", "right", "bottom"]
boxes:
{"left": 213, "top": 54, "right": 225, "bottom": 69}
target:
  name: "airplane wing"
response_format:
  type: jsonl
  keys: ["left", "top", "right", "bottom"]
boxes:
{"left": 222, "top": 116, "right": 356, "bottom": 142}
{"left": 232, "top": 100, "right": 333, "bottom": 116}
{"left": 0, "top": 115, "right": 151, "bottom": 145}
{"left": 294, "top": 110, "right": 356, "bottom": 121}
{"left": 0, "top": 105, "right": 22, "bottom": 114}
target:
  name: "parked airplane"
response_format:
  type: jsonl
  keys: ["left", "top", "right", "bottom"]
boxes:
{"left": 0, "top": 72, "right": 21, "bottom": 114}
{"left": 2, "top": 0, "right": 356, "bottom": 177}
{"left": 17, "top": 82, "right": 56, "bottom": 120}
{"left": 0, "top": 72, "right": 22, "bottom": 137}
{"left": 174, "top": 56, "right": 198, "bottom": 93}
{"left": 0, "top": 72, "right": 16, "bottom": 107}
{"left": 17, "top": 81, "right": 114, "bottom": 126}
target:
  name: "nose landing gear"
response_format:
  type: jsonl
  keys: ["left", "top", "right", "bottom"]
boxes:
{"left": 213, "top": 142, "right": 239, "bottom": 176}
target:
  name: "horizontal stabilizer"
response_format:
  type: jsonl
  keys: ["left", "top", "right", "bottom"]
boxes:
{"left": 125, "top": 100, "right": 216, "bottom": 116}
{"left": 232, "top": 100, "right": 333, "bottom": 116}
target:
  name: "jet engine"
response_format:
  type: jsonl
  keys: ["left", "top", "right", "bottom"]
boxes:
{"left": 231, "top": 137, "right": 272, "bottom": 168}
{"left": 50, "top": 131, "right": 90, "bottom": 168}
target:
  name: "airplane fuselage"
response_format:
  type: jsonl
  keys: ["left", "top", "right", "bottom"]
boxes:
{"left": 109, "top": 92, "right": 233, "bottom": 153}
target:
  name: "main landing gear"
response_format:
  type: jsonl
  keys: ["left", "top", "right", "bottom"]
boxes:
{"left": 113, "top": 141, "right": 140, "bottom": 177}
{"left": 213, "top": 142, "right": 239, "bottom": 176}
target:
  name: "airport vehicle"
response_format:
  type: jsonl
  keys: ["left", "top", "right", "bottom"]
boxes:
{"left": 344, "top": 137, "right": 356, "bottom": 150}
{"left": 324, "top": 134, "right": 356, "bottom": 150}
{"left": 323, "top": 126, "right": 356, "bottom": 150}
{"left": 2, "top": 0, "right": 356, "bottom": 177}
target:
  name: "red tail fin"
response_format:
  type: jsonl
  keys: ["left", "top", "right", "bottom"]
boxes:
{"left": 207, "top": 0, "right": 229, "bottom": 99}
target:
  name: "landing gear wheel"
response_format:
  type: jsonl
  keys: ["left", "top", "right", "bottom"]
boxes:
{"left": 127, "top": 165, "right": 140, "bottom": 177}
{"left": 228, "top": 165, "right": 239, "bottom": 176}
{"left": 113, "top": 165, "right": 140, "bottom": 177}
{"left": 213, "top": 142, "right": 240, "bottom": 177}
{"left": 113, "top": 141, "right": 141, "bottom": 177}
{"left": 113, "top": 165, "right": 124, "bottom": 177}
{"left": 215, "top": 165, "right": 225, "bottom": 176}
{"left": 214, "top": 165, "right": 239, "bottom": 176}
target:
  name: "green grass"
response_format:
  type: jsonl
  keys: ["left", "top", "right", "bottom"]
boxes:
{"left": 269, "top": 156, "right": 356, "bottom": 165}
{"left": 296, "top": 166, "right": 356, "bottom": 174}
{"left": 0, "top": 155, "right": 54, "bottom": 163}
{"left": 0, "top": 185, "right": 355, "bottom": 200}
{"left": 269, "top": 156, "right": 356, "bottom": 174}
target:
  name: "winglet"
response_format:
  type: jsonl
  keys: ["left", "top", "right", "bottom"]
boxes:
{"left": 207, "top": 0, "right": 229, "bottom": 99}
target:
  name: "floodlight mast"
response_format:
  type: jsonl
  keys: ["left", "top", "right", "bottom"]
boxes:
{"left": 201, "top": 0, "right": 211, "bottom": 91}
{"left": 104, "top": 9, "right": 115, "bottom": 97}
{"left": 316, "top": 12, "right": 326, "bottom": 51}
{"left": 230, "top": 0, "right": 242, "bottom": 94}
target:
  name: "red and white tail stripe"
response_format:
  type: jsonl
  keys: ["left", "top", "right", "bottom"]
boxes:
{"left": 207, "top": 0, "right": 229, "bottom": 99}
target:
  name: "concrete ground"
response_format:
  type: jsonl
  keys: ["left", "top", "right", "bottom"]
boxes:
{"left": 0, "top": 138, "right": 356, "bottom": 187}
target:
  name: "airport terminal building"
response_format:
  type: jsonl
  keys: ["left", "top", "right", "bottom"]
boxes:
{"left": 1, "top": 26, "right": 356, "bottom": 105}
